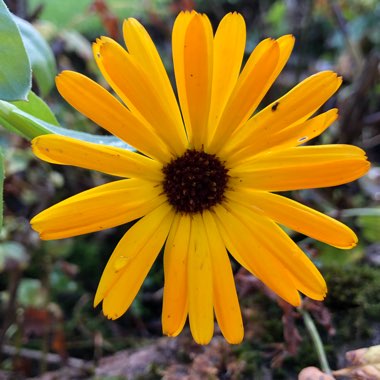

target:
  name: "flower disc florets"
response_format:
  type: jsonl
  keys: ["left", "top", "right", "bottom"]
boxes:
{"left": 162, "top": 149, "right": 229, "bottom": 214}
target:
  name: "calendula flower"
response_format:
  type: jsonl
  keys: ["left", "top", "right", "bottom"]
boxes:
{"left": 31, "top": 11, "right": 370, "bottom": 345}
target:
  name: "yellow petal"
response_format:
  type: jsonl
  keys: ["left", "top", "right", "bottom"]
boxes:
{"left": 203, "top": 211, "right": 243, "bottom": 344}
{"left": 31, "top": 179, "right": 165, "bottom": 240}
{"left": 94, "top": 37, "right": 187, "bottom": 156}
{"left": 226, "top": 189, "right": 357, "bottom": 249}
{"left": 214, "top": 205, "right": 302, "bottom": 306}
{"left": 229, "top": 109, "right": 338, "bottom": 164}
{"left": 55, "top": 71, "right": 169, "bottom": 162}
{"left": 32, "top": 135, "right": 163, "bottom": 181}
{"left": 122, "top": 18, "right": 185, "bottom": 142}
{"left": 162, "top": 214, "right": 190, "bottom": 337}
{"left": 172, "top": 11, "right": 197, "bottom": 142}
{"left": 208, "top": 39, "right": 280, "bottom": 153}
{"left": 207, "top": 13, "right": 245, "bottom": 140}
{"left": 96, "top": 203, "right": 174, "bottom": 314}
{"left": 92, "top": 36, "right": 127, "bottom": 107}
{"left": 231, "top": 145, "right": 370, "bottom": 191}
{"left": 272, "top": 34, "right": 295, "bottom": 80}
{"left": 225, "top": 71, "right": 342, "bottom": 157}
{"left": 188, "top": 214, "right": 214, "bottom": 345}
{"left": 228, "top": 201, "right": 327, "bottom": 300}
{"left": 178, "top": 13, "right": 213, "bottom": 148}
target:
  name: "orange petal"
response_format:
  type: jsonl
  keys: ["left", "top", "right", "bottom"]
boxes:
{"left": 228, "top": 109, "right": 338, "bottom": 164}
{"left": 214, "top": 205, "right": 302, "bottom": 305}
{"left": 188, "top": 214, "right": 214, "bottom": 345}
{"left": 162, "top": 214, "right": 190, "bottom": 337}
{"left": 173, "top": 13, "right": 213, "bottom": 148}
{"left": 32, "top": 134, "right": 162, "bottom": 181}
{"left": 31, "top": 179, "right": 165, "bottom": 240}
{"left": 228, "top": 201, "right": 327, "bottom": 300}
{"left": 226, "top": 189, "right": 358, "bottom": 249}
{"left": 55, "top": 71, "right": 169, "bottom": 162}
{"left": 172, "top": 11, "right": 197, "bottom": 142}
{"left": 207, "top": 12, "right": 246, "bottom": 140}
{"left": 96, "top": 203, "right": 174, "bottom": 313}
{"left": 208, "top": 38, "right": 280, "bottom": 153}
{"left": 224, "top": 71, "right": 342, "bottom": 158}
{"left": 94, "top": 37, "right": 187, "bottom": 156}
{"left": 203, "top": 210, "right": 243, "bottom": 344}
{"left": 231, "top": 145, "right": 370, "bottom": 191}
{"left": 122, "top": 18, "right": 185, "bottom": 144}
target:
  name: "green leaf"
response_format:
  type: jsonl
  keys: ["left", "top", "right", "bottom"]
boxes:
{"left": 13, "top": 16, "right": 56, "bottom": 97}
{"left": 0, "top": 92, "right": 59, "bottom": 139}
{"left": 0, "top": 0, "right": 31, "bottom": 101}
{"left": 12, "top": 91, "right": 59, "bottom": 126}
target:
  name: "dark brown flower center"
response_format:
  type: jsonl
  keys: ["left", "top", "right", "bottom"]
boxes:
{"left": 162, "top": 149, "right": 229, "bottom": 214}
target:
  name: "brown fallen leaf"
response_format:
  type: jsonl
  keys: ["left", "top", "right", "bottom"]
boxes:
{"left": 298, "top": 366, "right": 336, "bottom": 380}
{"left": 346, "top": 345, "right": 380, "bottom": 366}
{"left": 333, "top": 364, "right": 380, "bottom": 379}
{"left": 332, "top": 345, "right": 380, "bottom": 379}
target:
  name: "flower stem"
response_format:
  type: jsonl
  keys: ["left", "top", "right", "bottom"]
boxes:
{"left": 299, "top": 308, "right": 331, "bottom": 374}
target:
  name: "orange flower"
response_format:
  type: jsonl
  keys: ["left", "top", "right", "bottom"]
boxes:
{"left": 31, "top": 11, "right": 370, "bottom": 344}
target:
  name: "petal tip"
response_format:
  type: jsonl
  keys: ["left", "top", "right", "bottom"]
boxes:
{"left": 93, "top": 295, "right": 102, "bottom": 308}
{"left": 125, "top": 17, "right": 138, "bottom": 23}
{"left": 30, "top": 214, "right": 39, "bottom": 226}
{"left": 163, "top": 329, "right": 181, "bottom": 338}
{"left": 55, "top": 72, "right": 65, "bottom": 84}
{"left": 339, "top": 237, "right": 358, "bottom": 250}
{"left": 193, "top": 336, "right": 213, "bottom": 345}
{"left": 103, "top": 309, "right": 119, "bottom": 320}
{"left": 227, "top": 337, "right": 244, "bottom": 345}
{"left": 279, "top": 34, "right": 295, "bottom": 41}
{"left": 224, "top": 327, "right": 244, "bottom": 345}
{"left": 38, "top": 232, "right": 51, "bottom": 241}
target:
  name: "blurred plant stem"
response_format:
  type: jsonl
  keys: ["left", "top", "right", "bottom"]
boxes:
{"left": 299, "top": 307, "right": 332, "bottom": 374}
{"left": 39, "top": 254, "right": 53, "bottom": 374}
{"left": 330, "top": 0, "right": 362, "bottom": 71}
{"left": 0, "top": 268, "right": 22, "bottom": 360}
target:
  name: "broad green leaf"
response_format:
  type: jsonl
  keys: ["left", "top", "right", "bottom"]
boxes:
{"left": 0, "top": 0, "right": 31, "bottom": 101}
{"left": 0, "top": 149, "right": 3, "bottom": 228}
{"left": 0, "top": 92, "right": 58, "bottom": 139}
{"left": 13, "top": 16, "right": 56, "bottom": 97}
{"left": 12, "top": 91, "right": 59, "bottom": 126}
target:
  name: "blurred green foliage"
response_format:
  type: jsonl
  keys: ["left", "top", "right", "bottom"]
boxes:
{"left": 28, "top": 0, "right": 172, "bottom": 34}
{"left": 14, "top": 16, "right": 56, "bottom": 96}
{"left": 0, "top": 0, "right": 31, "bottom": 101}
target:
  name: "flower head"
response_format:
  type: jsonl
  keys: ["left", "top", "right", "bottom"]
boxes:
{"left": 31, "top": 11, "right": 370, "bottom": 345}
